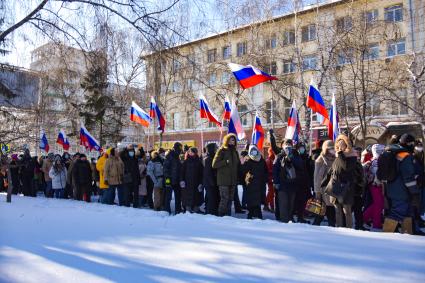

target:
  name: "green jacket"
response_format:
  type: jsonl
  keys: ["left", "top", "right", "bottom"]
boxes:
{"left": 212, "top": 133, "right": 240, "bottom": 186}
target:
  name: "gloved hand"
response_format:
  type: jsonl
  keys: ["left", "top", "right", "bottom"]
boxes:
{"left": 197, "top": 184, "right": 203, "bottom": 192}
{"left": 180, "top": 181, "right": 186, "bottom": 188}
{"left": 165, "top": 178, "right": 171, "bottom": 186}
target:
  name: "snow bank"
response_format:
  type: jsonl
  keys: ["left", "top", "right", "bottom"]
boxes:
{"left": 1, "top": 194, "right": 424, "bottom": 283}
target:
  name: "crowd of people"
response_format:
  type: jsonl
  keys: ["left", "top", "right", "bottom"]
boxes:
{"left": 1, "top": 131, "right": 424, "bottom": 235}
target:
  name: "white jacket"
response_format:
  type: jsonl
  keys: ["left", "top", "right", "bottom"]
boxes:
{"left": 49, "top": 167, "right": 67, "bottom": 190}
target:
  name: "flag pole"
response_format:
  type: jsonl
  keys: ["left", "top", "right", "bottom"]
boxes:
{"left": 309, "top": 109, "right": 313, "bottom": 156}
{"left": 200, "top": 120, "right": 204, "bottom": 150}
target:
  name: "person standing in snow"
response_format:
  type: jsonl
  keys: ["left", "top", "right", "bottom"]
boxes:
{"left": 66, "top": 153, "right": 80, "bottom": 199}
{"left": 147, "top": 150, "right": 164, "bottom": 211}
{"left": 312, "top": 140, "right": 336, "bottom": 227}
{"left": 21, "top": 149, "right": 36, "bottom": 197}
{"left": 137, "top": 155, "right": 148, "bottom": 207}
{"left": 293, "top": 142, "right": 313, "bottom": 223}
{"left": 181, "top": 147, "right": 203, "bottom": 213}
{"left": 363, "top": 144, "right": 385, "bottom": 230}
{"left": 323, "top": 135, "right": 364, "bottom": 229}
{"left": 72, "top": 154, "right": 92, "bottom": 202}
{"left": 41, "top": 153, "right": 54, "bottom": 198}
{"left": 164, "top": 142, "right": 184, "bottom": 214}
{"left": 241, "top": 145, "right": 268, "bottom": 219}
{"left": 49, "top": 156, "right": 67, "bottom": 199}
{"left": 103, "top": 148, "right": 125, "bottom": 205}
{"left": 264, "top": 148, "right": 275, "bottom": 212}
{"left": 203, "top": 143, "right": 219, "bottom": 216}
{"left": 121, "top": 145, "right": 141, "bottom": 208}
{"left": 97, "top": 150, "right": 109, "bottom": 203}
{"left": 212, "top": 133, "right": 240, "bottom": 217}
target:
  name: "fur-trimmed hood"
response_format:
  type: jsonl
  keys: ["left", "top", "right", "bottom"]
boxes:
{"left": 222, "top": 133, "right": 238, "bottom": 148}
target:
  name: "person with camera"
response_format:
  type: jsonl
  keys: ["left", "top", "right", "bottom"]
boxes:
{"left": 49, "top": 155, "right": 67, "bottom": 199}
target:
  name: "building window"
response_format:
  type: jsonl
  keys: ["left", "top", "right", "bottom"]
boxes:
{"left": 264, "top": 62, "right": 277, "bottom": 75}
{"left": 301, "top": 24, "right": 316, "bottom": 42}
{"left": 343, "top": 94, "right": 356, "bottom": 117}
{"left": 187, "top": 111, "right": 194, "bottom": 129}
{"left": 365, "top": 43, "right": 379, "bottom": 60}
{"left": 336, "top": 16, "right": 352, "bottom": 33}
{"left": 385, "top": 4, "right": 403, "bottom": 22}
{"left": 238, "top": 104, "right": 248, "bottom": 126}
{"left": 172, "top": 81, "right": 181, "bottom": 93}
{"left": 221, "top": 72, "right": 231, "bottom": 84}
{"left": 209, "top": 72, "right": 217, "bottom": 86}
{"left": 283, "top": 61, "right": 295, "bottom": 74}
{"left": 237, "top": 41, "right": 247, "bottom": 57}
{"left": 369, "top": 96, "right": 381, "bottom": 116}
{"left": 207, "top": 49, "right": 217, "bottom": 63}
{"left": 337, "top": 49, "right": 353, "bottom": 65}
{"left": 265, "top": 36, "right": 277, "bottom": 49}
{"left": 172, "top": 59, "right": 181, "bottom": 73}
{"left": 387, "top": 39, "right": 405, "bottom": 57}
{"left": 173, "top": 112, "right": 181, "bottom": 130}
{"left": 391, "top": 90, "right": 408, "bottom": 115}
{"left": 283, "top": 30, "right": 295, "bottom": 46}
{"left": 365, "top": 9, "right": 378, "bottom": 26}
{"left": 222, "top": 45, "right": 231, "bottom": 59}
{"left": 302, "top": 55, "right": 317, "bottom": 71}
{"left": 265, "top": 101, "right": 277, "bottom": 124}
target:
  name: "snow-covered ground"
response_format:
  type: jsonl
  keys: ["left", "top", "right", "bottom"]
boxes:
{"left": 1, "top": 194, "right": 424, "bottom": 283}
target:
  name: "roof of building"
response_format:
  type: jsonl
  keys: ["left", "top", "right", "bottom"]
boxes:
{"left": 142, "top": 0, "right": 345, "bottom": 58}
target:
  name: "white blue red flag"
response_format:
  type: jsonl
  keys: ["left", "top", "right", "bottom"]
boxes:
{"left": 200, "top": 95, "right": 222, "bottom": 127}
{"left": 80, "top": 124, "right": 101, "bottom": 152}
{"left": 228, "top": 99, "right": 246, "bottom": 140}
{"left": 228, "top": 63, "right": 278, "bottom": 89}
{"left": 251, "top": 112, "right": 264, "bottom": 150}
{"left": 285, "top": 101, "right": 301, "bottom": 143}
{"left": 329, "top": 93, "right": 339, "bottom": 141}
{"left": 307, "top": 82, "right": 329, "bottom": 123}
{"left": 56, "top": 129, "right": 70, "bottom": 151}
{"left": 149, "top": 97, "right": 166, "bottom": 133}
{"left": 130, "top": 101, "right": 152, "bottom": 127}
{"left": 39, "top": 130, "right": 49, "bottom": 153}
{"left": 223, "top": 95, "right": 231, "bottom": 121}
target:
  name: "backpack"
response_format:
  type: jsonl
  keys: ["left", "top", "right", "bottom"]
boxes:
{"left": 376, "top": 150, "right": 399, "bottom": 182}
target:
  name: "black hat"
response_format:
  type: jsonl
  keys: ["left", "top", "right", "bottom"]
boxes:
{"left": 400, "top": 134, "right": 415, "bottom": 145}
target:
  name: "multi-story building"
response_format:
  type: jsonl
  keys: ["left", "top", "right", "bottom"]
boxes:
{"left": 143, "top": 0, "right": 425, "bottom": 149}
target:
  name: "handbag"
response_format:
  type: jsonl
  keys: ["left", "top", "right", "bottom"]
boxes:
{"left": 305, "top": 198, "right": 326, "bottom": 216}
{"left": 326, "top": 178, "right": 350, "bottom": 203}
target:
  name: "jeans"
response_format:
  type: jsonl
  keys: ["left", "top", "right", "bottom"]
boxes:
{"left": 45, "top": 180, "right": 53, "bottom": 198}
{"left": 53, "top": 189, "right": 64, "bottom": 199}
{"left": 101, "top": 186, "right": 117, "bottom": 205}
{"left": 165, "top": 184, "right": 182, "bottom": 214}
{"left": 117, "top": 185, "right": 127, "bottom": 206}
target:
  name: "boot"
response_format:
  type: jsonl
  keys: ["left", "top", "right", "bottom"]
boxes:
{"left": 383, "top": 218, "right": 398, "bottom": 233}
{"left": 401, "top": 217, "right": 413, "bottom": 235}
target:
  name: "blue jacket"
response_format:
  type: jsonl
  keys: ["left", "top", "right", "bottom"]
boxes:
{"left": 387, "top": 148, "right": 418, "bottom": 201}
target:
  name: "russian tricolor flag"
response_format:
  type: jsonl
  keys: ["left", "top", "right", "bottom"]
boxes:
{"left": 329, "top": 93, "right": 339, "bottom": 141}
{"left": 228, "top": 99, "right": 246, "bottom": 140}
{"left": 39, "top": 130, "right": 49, "bottom": 153}
{"left": 251, "top": 112, "right": 264, "bottom": 150}
{"left": 307, "top": 82, "right": 329, "bottom": 123}
{"left": 200, "top": 95, "right": 222, "bottom": 127}
{"left": 223, "top": 96, "right": 231, "bottom": 121}
{"left": 131, "top": 101, "right": 152, "bottom": 127}
{"left": 80, "top": 124, "right": 101, "bottom": 152}
{"left": 150, "top": 97, "right": 166, "bottom": 133}
{"left": 56, "top": 129, "right": 70, "bottom": 151}
{"left": 285, "top": 101, "right": 301, "bottom": 143}
{"left": 228, "top": 63, "right": 278, "bottom": 89}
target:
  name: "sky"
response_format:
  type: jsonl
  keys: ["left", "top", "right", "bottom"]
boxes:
{"left": 0, "top": 0, "right": 322, "bottom": 69}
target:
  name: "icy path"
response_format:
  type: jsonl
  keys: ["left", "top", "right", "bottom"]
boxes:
{"left": 0, "top": 194, "right": 424, "bottom": 283}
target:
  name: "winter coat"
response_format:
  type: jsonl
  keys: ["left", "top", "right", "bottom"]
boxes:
{"left": 147, "top": 156, "right": 164, "bottom": 189}
{"left": 41, "top": 159, "right": 53, "bottom": 182}
{"left": 242, "top": 157, "right": 268, "bottom": 207}
{"left": 49, "top": 166, "right": 67, "bottom": 190}
{"left": 203, "top": 153, "right": 217, "bottom": 188}
{"left": 73, "top": 159, "right": 92, "bottom": 187}
{"left": 297, "top": 153, "right": 313, "bottom": 189}
{"left": 138, "top": 161, "right": 147, "bottom": 196}
{"left": 265, "top": 156, "right": 274, "bottom": 184}
{"left": 121, "top": 149, "right": 141, "bottom": 186}
{"left": 314, "top": 154, "right": 334, "bottom": 206}
{"left": 323, "top": 151, "right": 364, "bottom": 206}
{"left": 104, "top": 156, "right": 124, "bottom": 186}
{"left": 212, "top": 133, "right": 240, "bottom": 186}
{"left": 387, "top": 146, "right": 418, "bottom": 201}
{"left": 181, "top": 155, "right": 203, "bottom": 207}
{"left": 163, "top": 149, "right": 182, "bottom": 186}
{"left": 273, "top": 152, "right": 304, "bottom": 192}
{"left": 96, "top": 155, "right": 108, "bottom": 189}
{"left": 21, "top": 154, "right": 35, "bottom": 178}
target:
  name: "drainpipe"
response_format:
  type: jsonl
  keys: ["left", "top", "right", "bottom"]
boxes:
{"left": 408, "top": 0, "right": 416, "bottom": 52}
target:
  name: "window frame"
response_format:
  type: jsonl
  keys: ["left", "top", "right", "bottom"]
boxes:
{"left": 301, "top": 24, "right": 316, "bottom": 42}
{"left": 385, "top": 4, "right": 403, "bottom": 23}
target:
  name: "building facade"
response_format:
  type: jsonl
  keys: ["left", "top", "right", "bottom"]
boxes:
{"left": 143, "top": 0, "right": 425, "bottom": 149}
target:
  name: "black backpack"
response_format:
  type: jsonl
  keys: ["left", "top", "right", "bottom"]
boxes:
{"left": 377, "top": 149, "right": 400, "bottom": 182}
